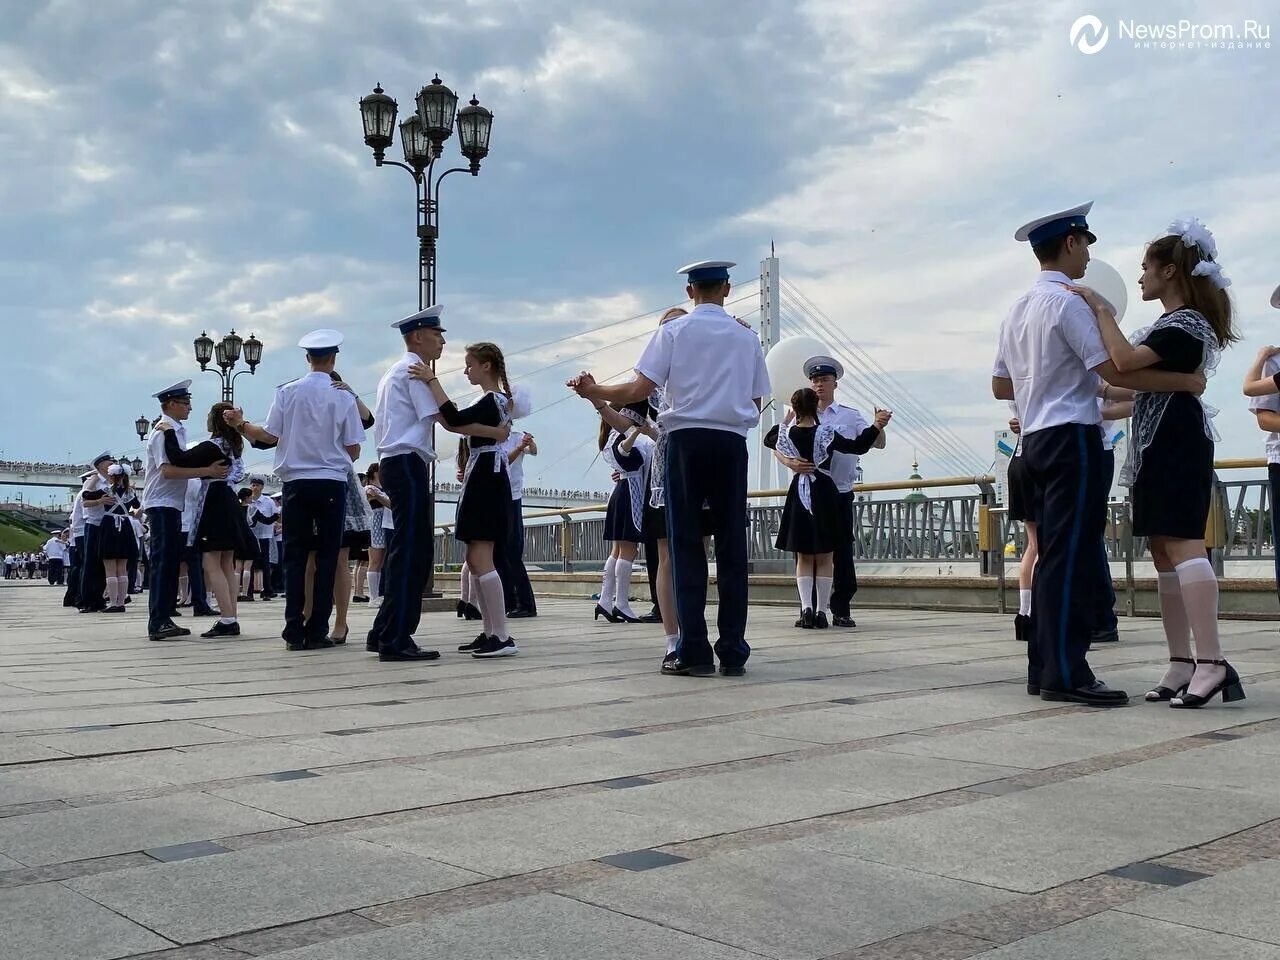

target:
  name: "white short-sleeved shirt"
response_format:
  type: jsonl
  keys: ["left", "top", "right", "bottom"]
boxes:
{"left": 70, "top": 496, "right": 85, "bottom": 539}
{"left": 374, "top": 353, "right": 442, "bottom": 460}
{"left": 1249, "top": 356, "right": 1280, "bottom": 463}
{"left": 143, "top": 414, "right": 189, "bottom": 511}
{"left": 251, "top": 495, "right": 277, "bottom": 539}
{"left": 993, "top": 270, "right": 1109, "bottom": 435}
{"left": 43, "top": 537, "right": 67, "bottom": 562}
{"left": 264, "top": 372, "right": 365, "bottom": 483}
{"left": 81, "top": 473, "right": 110, "bottom": 525}
{"left": 635, "top": 304, "right": 770, "bottom": 437}
{"left": 181, "top": 479, "right": 201, "bottom": 533}
{"left": 503, "top": 432, "right": 528, "bottom": 501}
{"left": 816, "top": 401, "right": 870, "bottom": 493}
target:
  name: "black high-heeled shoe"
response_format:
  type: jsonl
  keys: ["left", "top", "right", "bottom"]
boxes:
{"left": 464, "top": 602, "right": 483, "bottom": 621}
{"left": 455, "top": 600, "right": 467, "bottom": 618}
{"left": 612, "top": 607, "right": 641, "bottom": 624}
{"left": 1170, "top": 658, "right": 1246, "bottom": 708}
{"left": 1145, "top": 656, "right": 1195, "bottom": 702}
{"left": 594, "top": 603, "right": 621, "bottom": 623}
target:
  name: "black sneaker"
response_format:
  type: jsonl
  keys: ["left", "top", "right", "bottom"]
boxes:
{"left": 472, "top": 636, "right": 518, "bottom": 658}
{"left": 200, "top": 621, "right": 241, "bottom": 639}
{"left": 458, "top": 633, "right": 487, "bottom": 652}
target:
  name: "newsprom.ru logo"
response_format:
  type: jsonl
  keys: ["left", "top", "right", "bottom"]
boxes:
{"left": 1070, "top": 15, "right": 1109, "bottom": 53}
{"left": 1070, "top": 15, "right": 1271, "bottom": 53}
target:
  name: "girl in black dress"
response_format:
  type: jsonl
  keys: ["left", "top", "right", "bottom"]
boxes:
{"left": 766, "top": 389, "right": 890, "bottom": 629}
{"left": 411, "top": 342, "right": 518, "bottom": 658}
{"left": 158, "top": 402, "right": 258, "bottom": 638}
{"left": 594, "top": 400, "right": 655, "bottom": 623}
{"left": 99, "top": 463, "right": 141, "bottom": 612}
{"left": 363, "top": 462, "right": 392, "bottom": 604}
{"left": 1072, "top": 218, "right": 1241, "bottom": 707}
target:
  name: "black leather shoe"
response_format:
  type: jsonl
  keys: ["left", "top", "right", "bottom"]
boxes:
{"left": 1040, "top": 680, "right": 1129, "bottom": 706}
{"left": 813, "top": 611, "right": 829, "bottom": 630}
{"left": 660, "top": 658, "right": 715, "bottom": 677}
{"left": 594, "top": 603, "right": 621, "bottom": 623}
{"left": 719, "top": 663, "right": 746, "bottom": 677}
{"left": 660, "top": 651, "right": 678, "bottom": 671}
{"left": 193, "top": 608, "right": 217, "bottom": 617}
{"left": 149, "top": 623, "right": 188, "bottom": 641}
{"left": 1027, "top": 683, "right": 1041, "bottom": 696}
{"left": 380, "top": 646, "right": 442, "bottom": 662}
{"left": 169, "top": 609, "right": 182, "bottom": 617}
{"left": 366, "top": 639, "right": 379, "bottom": 653}
{"left": 508, "top": 608, "right": 537, "bottom": 619}
{"left": 1089, "top": 626, "right": 1120, "bottom": 644}
{"left": 612, "top": 607, "right": 641, "bottom": 624}
{"left": 831, "top": 615, "right": 856, "bottom": 628}
{"left": 638, "top": 610, "right": 662, "bottom": 623}
{"left": 200, "top": 621, "right": 241, "bottom": 638}
{"left": 799, "top": 608, "right": 815, "bottom": 629}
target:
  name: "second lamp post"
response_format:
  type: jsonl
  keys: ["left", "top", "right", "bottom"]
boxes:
{"left": 193, "top": 330, "right": 264, "bottom": 403}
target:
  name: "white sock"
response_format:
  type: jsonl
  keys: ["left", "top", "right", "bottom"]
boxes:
{"left": 665, "top": 633, "right": 680, "bottom": 655}
{"left": 599, "top": 556, "right": 617, "bottom": 611}
{"left": 614, "top": 559, "right": 635, "bottom": 616}
{"left": 815, "top": 576, "right": 833, "bottom": 616}
{"left": 796, "top": 575, "right": 814, "bottom": 610}
{"left": 1175, "top": 557, "right": 1222, "bottom": 661}
{"left": 368, "top": 571, "right": 381, "bottom": 600}
{"left": 105, "top": 577, "right": 119, "bottom": 606}
{"left": 1018, "top": 588, "right": 1033, "bottom": 617}
{"left": 219, "top": 617, "right": 236, "bottom": 625}
{"left": 459, "top": 564, "right": 472, "bottom": 604}
{"left": 478, "top": 571, "right": 508, "bottom": 641}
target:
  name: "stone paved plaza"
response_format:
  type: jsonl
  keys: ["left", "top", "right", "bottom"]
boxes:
{"left": 3, "top": 581, "right": 1280, "bottom": 959}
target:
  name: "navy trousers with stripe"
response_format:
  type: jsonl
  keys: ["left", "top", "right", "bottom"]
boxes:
{"left": 1022, "top": 423, "right": 1109, "bottom": 692}
{"left": 665, "top": 428, "right": 750, "bottom": 668}
{"left": 367, "top": 454, "right": 434, "bottom": 653}
{"left": 281, "top": 479, "right": 346, "bottom": 645}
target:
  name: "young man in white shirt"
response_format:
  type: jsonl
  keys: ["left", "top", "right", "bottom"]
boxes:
{"left": 63, "top": 478, "right": 90, "bottom": 607}
{"left": 365, "top": 306, "right": 511, "bottom": 661}
{"left": 230, "top": 330, "right": 365, "bottom": 651}
{"left": 993, "top": 203, "right": 1206, "bottom": 705}
{"left": 78, "top": 452, "right": 116, "bottom": 612}
{"left": 571, "top": 260, "right": 771, "bottom": 677}
{"left": 246, "top": 476, "right": 278, "bottom": 600}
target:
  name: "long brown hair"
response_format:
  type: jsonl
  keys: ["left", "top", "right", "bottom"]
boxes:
{"left": 791, "top": 388, "right": 819, "bottom": 421}
{"left": 207, "top": 401, "right": 244, "bottom": 457}
{"left": 465, "top": 342, "right": 512, "bottom": 399}
{"left": 1145, "top": 235, "right": 1238, "bottom": 347}
{"left": 365, "top": 462, "right": 380, "bottom": 485}
{"left": 456, "top": 437, "right": 470, "bottom": 475}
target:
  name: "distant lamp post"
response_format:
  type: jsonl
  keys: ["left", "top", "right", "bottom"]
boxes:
{"left": 358, "top": 75, "right": 495, "bottom": 597}
{"left": 134, "top": 415, "right": 151, "bottom": 441}
{"left": 194, "top": 330, "right": 263, "bottom": 403}
{"left": 130, "top": 456, "right": 143, "bottom": 476}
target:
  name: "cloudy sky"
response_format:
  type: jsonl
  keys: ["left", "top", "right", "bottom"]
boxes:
{"left": 2, "top": 0, "right": 1277, "bottom": 506}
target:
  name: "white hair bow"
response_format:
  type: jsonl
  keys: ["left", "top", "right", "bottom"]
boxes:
{"left": 1191, "top": 259, "right": 1232, "bottom": 289}
{"left": 1165, "top": 217, "right": 1229, "bottom": 289}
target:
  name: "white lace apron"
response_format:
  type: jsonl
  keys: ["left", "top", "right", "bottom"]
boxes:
{"left": 774, "top": 423, "right": 837, "bottom": 515}
{"left": 188, "top": 438, "right": 245, "bottom": 546}
{"left": 460, "top": 392, "right": 511, "bottom": 494}
{"left": 1120, "top": 308, "right": 1221, "bottom": 487}
{"left": 603, "top": 429, "right": 653, "bottom": 531}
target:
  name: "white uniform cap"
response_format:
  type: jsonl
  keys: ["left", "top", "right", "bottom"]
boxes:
{"left": 803, "top": 355, "right": 845, "bottom": 380}
{"left": 297, "top": 329, "right": 344, "bottom": 355}
{"left": 153, "top": 379, "right": 193, "bottom": 401}
{"left": 677, "top": 260, "right": 736, "bottom": 283}
{"left": 92, "top": 451, "right": 114, "bottom": 466}
{"left": 79, "top": 470, "right": 96, "bottom": 481}
{"left": 392, "top": 304, "right": 447, "bottom": 334}
{"left": 1014, "top": 202, "right": 1097, "bottom": 244}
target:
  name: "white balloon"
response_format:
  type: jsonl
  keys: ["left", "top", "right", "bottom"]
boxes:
{"left": 765, "top": 335, "right": 829, "bottom": 410}
{"left": 1081, "top": 258, "right": 1128, "bottom": 322}
{"left": 435, "top": 432, "right": 459, "bottom": 463}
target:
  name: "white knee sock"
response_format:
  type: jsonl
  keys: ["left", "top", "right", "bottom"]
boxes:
{"left": 816, "top": 576, "right": 833, "bottom": 615}
{"left": 459, "top": 564, "right": 472, "bottom": 604}
{"left": 105, "top": 576, "right": 120, "bottom": 607}
{"left": 614, "top": 559, "right": 635, "bottom": 616}
{"left": 1175, "top": 557, "right": 1222, "bottom": 661}
{"left": 1018, "top": 588, "right": 1033, "bottom": 617}
{"left": 796, "top": 575, "right": 814, "bottom": 610}
{"left": 368, "top": 571, "right": 381, "bottom": 600}
{"left": 598, "top": 556, "right": 617, "bottom": 611}
{"left": 478, "top": 571, "right": 508, "bottom": 641}
{"left": 179, "top": 574, "right": 189, "bottom": 603}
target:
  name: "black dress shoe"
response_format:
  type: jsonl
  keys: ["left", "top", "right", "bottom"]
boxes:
{"left": 103, "top": 605, "right": 126, "bottom": 613}
{"left": 661, "top": 651, "right": 679, "bottom": 670}
{"left": 193, "top": 609, "right": 217, "bottom": 617}
{"left": 366, "top": 639, "right": 379, "bottom": 653}
{"left": 1040, "top": 680, "right": 1129, "bottom": 707}
{"left": 594, "top": 603, "right": 621, "bottom": 623}
{"left": 831, "top": 615, "right": 856, "bottom": 628}
{"left": 149, "top": 623, "right": 188, "bottom": 641}
{"left": 612, "top": 607, "right": 641, "bottom": 624}
{"left": 814, "top": 611, "right": 829, "bottom": 629}
{"left": 799, "top": 608, "right": 815, "bottom": 629}
{"left": 170, "top": 609, "right": 182, "bottom": 617}
{"left": 638, "top": 610, "right": 663, "bottom": 623}
{"left": 660, "top": 658, "right": 716, "bottom": 677}
{"left": 1089, "top": 626, "right": 1120, "bottom": 644}
{"left": 351, "top": 595, "right": 369, "bottom": 603}
{"left": 507, "top": 608, "right": 537, "bottom": 619}
{"left": 200, "top": 621, "right": 241, "bottom": 638}
{"left": 380, "top": 646, "right": 442, "bottom": 662}
{"left": 719, "top": 663, "right": 746, "bottom": 677}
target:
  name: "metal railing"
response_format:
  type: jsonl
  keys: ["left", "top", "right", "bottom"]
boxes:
{"left": 433, "top": 473, "right": 1000, "bottom": 573}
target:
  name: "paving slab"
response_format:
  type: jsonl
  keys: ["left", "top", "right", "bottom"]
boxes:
{"left": 570, "top": 840, "right": 1019, "bottom": 958}
{"left": 801, "top": 775, "right": 1280, "bottom": 893}
{"left": 969, "top": 910, "right": 1280, "bottom": 959}
{"left": 0, "top": 882, "right": 172, "bottom": 960}
{"left": 29, "top": 721, "right": 248, "bottom": 757}
{"left": 67, "top": 836, "right": 484, "bottom": 943}
{"left": 0, "top": 792, "right": 296, "bottom": 866}
{"left": 263, "top": 893, "right": 760, "bottom": 959}
{"left": 1119, "top": 859, "right": 1280, "bottom": 944}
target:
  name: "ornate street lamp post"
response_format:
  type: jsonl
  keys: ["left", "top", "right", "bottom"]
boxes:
{"left": 193, "top": 330, "right": 263, "bottom": 403}
{"left": 358, "top": 77, "right": 494, "bottom": 596}
{"left": 134, "top": 415, "right": 151, "bottom": 442}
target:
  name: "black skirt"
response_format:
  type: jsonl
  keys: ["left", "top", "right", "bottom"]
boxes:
{"left": 343, "top": 529, "right": 371, "bottom": 560}
{"left": 604, "top": 479, "right": 643, "bottom": 542}
{"left": 195, "top": 483, "right": 260, "bottom": 560}
{"left": 1006, "top": 454, "right": 1038, "bottom": 523}
{"left": 1132, "top": 397, "right": 1214, "bottom": 540}
{"left": 775, "top": 471, "right": 849, "bottom": 554}
{"left": 642, "top": 500, "right": 667, "bottom": 541}
{"left": 454, "top": 451, "right": 512, "bottom": 544}
{"left": 99, "top": 517, "right": 139, "bottom": 561}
